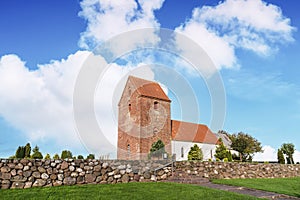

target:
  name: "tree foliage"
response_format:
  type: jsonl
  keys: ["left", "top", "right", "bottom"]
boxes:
{"left": 31, "top": 145, "right": 43, "bottom": 159}
{"left": 53, "top": 154, "right": 60, "bottom": 159}
{"left": 149, "top": 139, "right": 166, "bottom": 158}
{"left": 44, "top": 153, "right": 51, "bottom": 159}
{"left": 229, "top": 132, "right": 263, "bottom": 162}
{"left": 61, "top": 150, "right": 73, "bottom": 159}
{"left": 15, "top": 146, "right": 25, "bottom": 159}
{"left": 281, "top": 143, "right": 295, "bottom": 164}
{"left": 188, "top": 144, "right": 203, "bottom": 161}
{"left": 215, "top": 138, "right": 232, "bottom": 161}
{"left": 87, "top": 154, "right": 95, "bottom": 159}
{"left": 277, "top": 149, "right": 285, "bottom": 164}
{"left": 14, "top": 143, "right": 32, "bottom": 159}
{"left": 24, "top": 143, "right": 31, "bottom": 158}
{"left": 77, "top": 155, "right": 84, "bottom": 159}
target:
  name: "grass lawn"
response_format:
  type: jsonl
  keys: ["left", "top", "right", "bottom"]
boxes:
{"left": 212, "top": 177, "right": 300, "bottom": 198}
{"left": 0, "top": 182, "right": 259, "bottom": 200}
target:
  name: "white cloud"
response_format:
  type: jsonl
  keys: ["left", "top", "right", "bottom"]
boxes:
{"left": 0, "top": 52, "right": 158, "bottom": 157}
{"left": 253, "top": 145, "right": 277, "bottom": 161}
{"left": 175, "top": 0, "right": 295, "bottom": 70}
{"left": 254, "top": 145, "right": 300, "bottom": 163}
{"left": 0, "top": 52, "right": 89, "bottom": 150}
{"left": 79, "top": 0, "right": 164, "bottom": 53}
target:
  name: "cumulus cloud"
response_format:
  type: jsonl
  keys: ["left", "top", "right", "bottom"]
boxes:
{"left": 0, "top": 52, "right": 89, "bottom": 150}
{"left": 254, "top": 145, "right": 300, "bottom": 163}
{"left": 175, "top": 0, "right": 295, "bottom": 70}
{"left": 79, "top": 0, "right": 164, "bottom": 53}
{"left": 0, "top": 52, "right": 158, "bottom": 157}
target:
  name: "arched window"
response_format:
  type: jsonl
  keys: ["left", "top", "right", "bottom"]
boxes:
{"left": 127, "top": 144, "right": 130, "bottom": 157}
{"left": 128, "top": 103, "right": 131, "bottom": 111}
{"left": 153, "top": 127, "right": 158, "bottom": 135}
{"left": 128, "top": 87, "right": 131, "bottom": 95}
{"left": 181, "top": 147, "right": 184, "bottom": 158}
{"left": 154, "top": 101, "right": 158, "bottom": 110}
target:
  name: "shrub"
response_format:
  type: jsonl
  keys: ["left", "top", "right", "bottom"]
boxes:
{"left": 53, "top": 154, "right": 60, "bottom": 159}
{"left": 149, "top": 139, "right": 166, "bottom": 159}
{"left": 31, "top": 146, "right": 43, "bottom": 159}
{"left": 61, "top": 150, "right": 73, "bottom": 159}
{"left": 188, "top": 144, "right": 203, "bottom": 161}
{"left": 44, "top": 153, "right": 51, "bottom": 159}
{"left": 87, "top": 154, "right": 95, "bottom": 159}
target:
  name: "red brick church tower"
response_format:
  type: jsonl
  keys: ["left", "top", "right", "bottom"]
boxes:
{"left": 117, "top": 76, "right": 172, "bottom": 160}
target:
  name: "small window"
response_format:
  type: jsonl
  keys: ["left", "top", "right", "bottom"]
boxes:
{"left": 127, "top": 144, "right": 130, "bottom": 157}
{"left": 128, "top": 103, "right": 131, "bottom": 111}
{"left": 181, "top": 147, "right": 184, "bottom": 158}
{"left": 153, "top": 127, "right": 158, "bottom": 134}
{"left": 154, "top": 101, "right": 158, "bottom": 110}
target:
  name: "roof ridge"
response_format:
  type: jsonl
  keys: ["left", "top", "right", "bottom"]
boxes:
{"left": 171, "top": 119, "right": 208, "bottom": 127}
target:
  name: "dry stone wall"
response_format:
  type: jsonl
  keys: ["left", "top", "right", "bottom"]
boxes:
{"left": 175, "top": 161, "right": 300, "bottom": 179}
{"left": 1, "top": 159, "right": 300, "bottom": 189}
{"left": 0, "top": 159, "right": 172, "bottom": 189}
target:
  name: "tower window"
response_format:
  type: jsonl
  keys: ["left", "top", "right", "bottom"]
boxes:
{"left": 127, "top": 144, "right": 130, "bottom": 157}
{"left": 154, "top": 101, "right": 158, "bottom": 110}
{"left": 181, "top": 147, "right": 184, "bottom": 158}
{"left": 128, "top": 103, "right": 131, "bottom": 111}
{"left": 153, "top": 127, "right": 158, "bottom": 135}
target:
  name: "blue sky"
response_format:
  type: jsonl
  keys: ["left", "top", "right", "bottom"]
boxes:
{"left": 0, "top": 0, "right": 300, "bottom": 161}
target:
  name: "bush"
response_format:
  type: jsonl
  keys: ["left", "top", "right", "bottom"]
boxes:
{"left": 53, "top": 154, "right": 60, "bottom": 159}
{"left": 44, "top": 153, "right": 51, "bottom": 159}
{"left": 223, "top": 158, "right": 228, "bottom": 162}
{"left": 61, "top": 150, "right": 73, "bottom": 159}
{"left": 188, "top": 144, "right": 203, "bottom": 161}
{"left": 149, "top": 139, "right": 166, "bottom": 159}
{"left": 87, "top": 154, "right": 95, "bottom": 159}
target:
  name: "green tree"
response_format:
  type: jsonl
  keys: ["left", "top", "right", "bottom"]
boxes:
{"left": 229, "top": 132, "right": 263, "bottom": 162}
{"left": 277, "top": 149, "right": 285, "bottom": 164}
{"left": 61, "top": 150, "right": 73, "bottom": 159}
{"left": 53, "top": 154, "right": 60, "bottom": 159}
{"left": 215, "top": 138, "right": 229, "bottom": 160}
{"left": 44, "top": 153, "right": 51, "bottom": 159}
{"left": 226, "top": 151, "right": 233, "bottom": 162}
{"left": 87, "top": 154, "right": 95, "bottom": 159}
{"left": 24, "top": 143, "right": 31, "bottom": 158}
{"left": 149, "top": 139, "right": 166, "bottom": 158}
{"left": 31, "top": 145, "right": 43, "bottom": 159}
{"left": 281, "top": 143, "right": 295, "bottom": 164}
{"left": 77, "top": 155, "right": 84, "bottom": 159}
{"left": 188, "top": 144, "right": 203, "bottom": 161}
{"left": 15, "top": 146, "right": 25, "bottom": 158}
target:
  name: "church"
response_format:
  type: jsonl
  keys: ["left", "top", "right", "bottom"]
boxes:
{"left": 117, "top": 76, "right": 220, "bottom": 160}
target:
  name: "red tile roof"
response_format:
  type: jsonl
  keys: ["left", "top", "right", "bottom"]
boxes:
{"left": 128, "top": 76, "right": 170, "bottom": 102}
{"left": 171, "top": 120, "right": 218, "bottom": 144}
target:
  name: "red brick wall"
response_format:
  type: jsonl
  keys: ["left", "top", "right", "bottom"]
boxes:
{"left": 117, "top": 79, "right": 171, "bottom": 160}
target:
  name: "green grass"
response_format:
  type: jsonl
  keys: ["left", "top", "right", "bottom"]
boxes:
{"left": 0, "top": 182, "right": 259, "bottom": 200}
{"left": 212, "top": 177, "right": 300, "bottom": 198}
